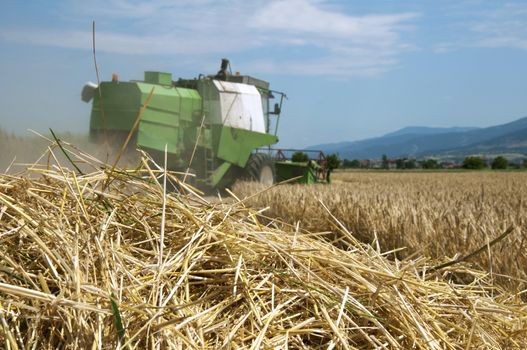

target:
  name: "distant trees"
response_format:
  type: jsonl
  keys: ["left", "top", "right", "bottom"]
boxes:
{"left": 405, "top": 159, "right": 417, "bottom": 169}
{"left": 325, "top": 154, "right": 341, "bottom": 184}
{"left": 381, "top": 154, "right": 389, "bottom": 169}
{"left": 341, "top": 159, "right": 361, "bottom": 168}
{"left": 326, "top": 153, "right": 341, "bottom": 170}
{"left": 395, "top": 158, "right": 417, "bottom": 169}
{"left": 336, "top": 155, "right": 523, "bottom": 170}
{"left": 491, "top": 156, "right": 508, "bottom": 169}
{"left": 422, "top": 159, "right": 439, "bottom": 169}
{"left": 291, "top": 151, "right": 309, "bottom": 163}
{"left": 462, "top": 156, "right": 486, "bottom": 169}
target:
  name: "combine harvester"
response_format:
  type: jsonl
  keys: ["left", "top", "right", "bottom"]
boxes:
{"left": 82, "top": 59, "right": 330, "bottom": 189}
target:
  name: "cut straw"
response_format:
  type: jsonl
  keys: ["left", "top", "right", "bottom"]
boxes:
{"left": 0, "top": 143, "right": 526, "bottom": 349}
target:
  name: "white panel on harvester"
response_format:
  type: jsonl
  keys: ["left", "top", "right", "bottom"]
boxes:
{"left": 213, "top": 80, "right": 266, "bottom": 133}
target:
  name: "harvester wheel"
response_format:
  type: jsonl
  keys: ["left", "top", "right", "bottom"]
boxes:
{"left": 244, "top": 153, "right": 275, "bottom": 186}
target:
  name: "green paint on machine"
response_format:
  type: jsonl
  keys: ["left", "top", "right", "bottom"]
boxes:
{"left": 83, "top": 60, "right": 286, "bottom": 189}
{"left": 90, "top": 82, "right": 142, "bottom": 133}
{"left": 275, "top": 162, "right": 320, "bottom": 184}
{"left": 212, "top": 125, "right": 278, "bottom": 167}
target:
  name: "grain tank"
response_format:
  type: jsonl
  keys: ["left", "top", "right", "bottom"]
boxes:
{"left": 82, "top": 59, "right": 285, "bottom": 189}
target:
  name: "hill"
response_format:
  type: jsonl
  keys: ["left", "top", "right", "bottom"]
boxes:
{"left": 382, "top": 126, "right": 479, "bottom": 138}
{"left": 310, "top": 116, "right": 527, "bottom": 160}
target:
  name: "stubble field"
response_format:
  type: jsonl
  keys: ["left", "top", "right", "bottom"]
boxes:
{"left": 1, "top": 142, "right": 527, "bottom": 348}
{"left": 234, "top": 171, "right": 527, "bottom": 290}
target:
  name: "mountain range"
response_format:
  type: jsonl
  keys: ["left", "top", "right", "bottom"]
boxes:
{"left": 309, "top": 116, "right": 527, "bottom": 160}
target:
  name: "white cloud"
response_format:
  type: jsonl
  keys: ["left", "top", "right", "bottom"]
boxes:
{"left": 247, "top": 0, "right": 418, "bottom": 76}
{"left": 1, "top": 29, "right": 257, "bottom": 55}
{"left": 470, "top": 3, "right": 527, "bottom": 50}
{"left": 433, "top": 2, "right": 527, "bottom": 53}
{"left": 432, "top": 42, "right": 458, "bottom": 54}
{"left": 0, "top": 0, "right": 419, "bottom": 77}
{"left": 252, "top": 0, "right": 417, "bottom": 41}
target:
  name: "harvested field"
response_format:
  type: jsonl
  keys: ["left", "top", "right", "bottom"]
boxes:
{"left": 234, "top": 171, "right": 527, "bottom": 291}
{"left": 0, "top": 145, "right": 527, "bottom": 349}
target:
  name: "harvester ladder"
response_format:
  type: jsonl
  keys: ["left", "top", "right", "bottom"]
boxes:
{"left": 204, "top": 147, "right": 214, "bottom": 179}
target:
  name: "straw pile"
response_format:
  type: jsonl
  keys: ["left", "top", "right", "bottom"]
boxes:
{"left": 0, "top": 146, "right": 526, "bottom": 349}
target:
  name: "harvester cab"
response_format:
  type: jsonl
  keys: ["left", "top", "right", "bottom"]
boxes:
{"left": 82, "top": 59, "right": 287, "bottom": 189}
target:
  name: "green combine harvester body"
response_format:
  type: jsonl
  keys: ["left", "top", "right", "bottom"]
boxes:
{"left": 82, "top": 59, "right": 329, "bottom": 189}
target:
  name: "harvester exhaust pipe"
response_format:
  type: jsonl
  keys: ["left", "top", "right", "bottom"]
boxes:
{"left": 81, "top": 82, "right": 98, "bottom": 103}
{"left": 215, "top": 58, "right": 230, "bottom": 81}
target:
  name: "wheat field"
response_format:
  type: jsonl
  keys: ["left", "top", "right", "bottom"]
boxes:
{"left": 234, "top": 171, "right": 527, "bottom": 290}
{"left": 1, "top": 144, "right": 526, "bottom": 348}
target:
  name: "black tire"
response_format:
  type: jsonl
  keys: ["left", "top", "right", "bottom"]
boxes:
{"left": 243, "top": 153, "right": 276, "bottom": 186}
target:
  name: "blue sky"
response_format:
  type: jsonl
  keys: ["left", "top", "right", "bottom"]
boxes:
{"left": 0, "top": 0, "right": 526, "bottom": 148}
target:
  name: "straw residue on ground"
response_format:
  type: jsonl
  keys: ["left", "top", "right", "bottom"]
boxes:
{"left": 0, "top": 146, "right": 526, "bottom": 349}
{"left": 234, "top": 171, "right": 527, "bottom": 290}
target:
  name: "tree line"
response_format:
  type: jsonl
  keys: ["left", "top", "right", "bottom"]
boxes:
{"left": 290, "top": 151, "right": 526, "bottom": 170}
{"left": 339, "top": 155, "right": 527, "bottom": 170}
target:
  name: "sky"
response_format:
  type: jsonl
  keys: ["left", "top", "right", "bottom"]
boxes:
{"left": 0, "top": 0, "right": 526, "bottom": 148}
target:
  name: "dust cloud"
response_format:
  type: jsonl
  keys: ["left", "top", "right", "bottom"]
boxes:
{"left": 0, "top": 131, "right": 142, "bottom": 174}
